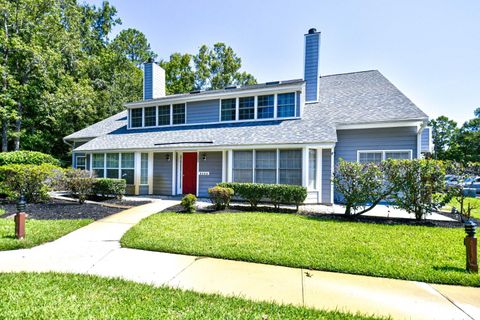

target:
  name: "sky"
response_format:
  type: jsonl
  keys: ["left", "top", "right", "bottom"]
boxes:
{"left": 86, "top": 0, "right": 480, "bottom": 124}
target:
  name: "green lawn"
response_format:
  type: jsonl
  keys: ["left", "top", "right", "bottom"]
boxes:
{"left": 122, "top": 212, "right": 480, "bottom": 287}
{"left": 0, "top": 273, "right": 382, "bottom": 320}
{"left": 0, "top": 219, "right": 92, "bottom": 251}
{"left": 444, "top": 197, "right": 480, "bottom": 219}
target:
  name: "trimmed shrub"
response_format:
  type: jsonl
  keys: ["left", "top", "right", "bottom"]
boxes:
{"left": 218, "top": 182, "right": 307, "bottom": 211}
{"left": 63, "top": 169, "right": 96, "bottom": 204}
{"left": 0, "top": 151, "right": 60, "bottom": 166}
{"left": 181, "top": 194, "right": 197, "bottom": 213}
{"left": 92, "top": 178, "right": 126, "bottom": 199}
{"left": 0, "top": 163, "right": 64, "bottom": 203}
{"left": 208, "top": 186, "right": 234, "bottom": 210}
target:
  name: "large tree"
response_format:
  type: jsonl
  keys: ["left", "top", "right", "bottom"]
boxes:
{"left": 110, "top": 28, "right": 156, "bottom": 66}
{"left": 428, "top": 116, "right": 458, "bottom": 160}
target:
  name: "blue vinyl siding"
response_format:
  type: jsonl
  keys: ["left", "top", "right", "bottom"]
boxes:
{"left": 186, "top": 99, "right": 220, "bottom": 124}
{"left": 304, "top": 32, "right": 320, "bottom": 102}
{"left": 198, "top": 152, "right": 223, "bottom": 197}
{"left": 296, "top": 92, "right": 301, "bottom": 116}
{"left": 334, "top": 127, "right": 418, "bottom": 163}
{"left": 143, "top": 63, "right": 153, "bottom": 100}
{"left": 421, "top": 127, "right": 431, "bottom": 152}
{"left": 322, "top": 149, "right": 332, "bottom": 204}
{"left": 153, "top": 152, "right": 173, "bottom": 195}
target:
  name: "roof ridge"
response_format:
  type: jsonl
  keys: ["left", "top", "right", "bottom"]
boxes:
{"left": 320, "top": 70, "right": 378, "bottom": 78}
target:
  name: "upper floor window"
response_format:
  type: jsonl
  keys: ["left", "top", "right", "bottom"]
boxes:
{"left": 257, "top": 95, "right": 274, "bottom": 119}
{"left": 158, "top": 105, "right": 170, "bottom": 126}
{"left": 239, "top": 96, "right": 254, "bottom": 120}
{"left": 221, "top": 98, "right": 236, "bottom": 121}
{"left": 277, "top": 93, "right": 295, "bottom": 118}
{"left": 144, "top": 107, "right": 156, "bottom": 127}
{"left": 130, "top": 108, "right": 143, "bottom": 128}
{"left": 172, "top": 103, "right": 186, "bottom": 125}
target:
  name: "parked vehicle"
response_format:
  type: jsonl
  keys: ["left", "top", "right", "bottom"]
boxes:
{"left": 445, "top": 175, "right": 461, "bottom": 189}
{"left": 463, "top": 176, "right": 480, "bottom": 195}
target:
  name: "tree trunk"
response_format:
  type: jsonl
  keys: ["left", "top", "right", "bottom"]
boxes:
{"left": 1, "top": 119, "right": 7, "bottom": 152}
{"left": 13, "top": 102, "right": 22, "bottom": 151}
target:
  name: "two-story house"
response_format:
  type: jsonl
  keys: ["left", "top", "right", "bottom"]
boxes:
{"left": 64, "top": 29, "right": 431, "bottom": 204}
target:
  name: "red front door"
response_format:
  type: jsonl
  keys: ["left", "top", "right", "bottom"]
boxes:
{"left": 182, "top": 152, "right": 197, "bottom": 195}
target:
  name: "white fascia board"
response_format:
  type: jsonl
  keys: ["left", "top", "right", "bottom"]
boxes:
{"left": 125, "top": 84, "right": 305, "bottom": 108}
{"left": 335, "top": 119, "right": 426, "bottom": 130}
{"left": 75, "top": 142, "right": 337, "bottom": 154}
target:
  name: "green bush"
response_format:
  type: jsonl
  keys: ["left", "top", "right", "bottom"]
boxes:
{"left": 63, "top": 168, "right": 96, "bottom": 204}
{"left": 0, "top": 151, "right": 60, "bottom": 166}
{"left": 218, "top": 182, "right": 307, "bottom": 211}
{"left": 0, "top": 163, "right": 64, "bottom": 203}
{"left": 180, "top": 194, "right": 197, "bottom": 213}
{"left": 92, "top": 178, "right": 126, "bottom": 199}
{"left": 208, "top": 186, "right": 234, "bottom": 210}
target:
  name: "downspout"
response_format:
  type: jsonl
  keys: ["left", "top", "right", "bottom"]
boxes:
{"left": 416, "top": 121, "right": 428, "bottom": 159}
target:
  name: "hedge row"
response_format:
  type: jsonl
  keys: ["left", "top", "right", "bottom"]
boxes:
{"left": 217, "top": 182, "right": 307, "bottom": 211}
{"left": 0, "top": 151, "right": 60, "bottom": 166}
{"left": 92, "top": 178, "right": 126, "bottom": 199}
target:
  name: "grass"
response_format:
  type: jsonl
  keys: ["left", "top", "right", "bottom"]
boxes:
{"left": 0, "top": 273, "right": 382, "bottom": 320}
{"left": 122, "top": 212, "right": 480, "bottom": 287}
{"left": 0, "top": 218, "right": 92, "bottom": 251}
{"left": 443, "top": 197, "right": 480, "bottom": 219}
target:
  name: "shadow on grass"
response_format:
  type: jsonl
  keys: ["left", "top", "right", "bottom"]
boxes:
{"left": 433, "top": 265, "right": 466, "bottom": 273}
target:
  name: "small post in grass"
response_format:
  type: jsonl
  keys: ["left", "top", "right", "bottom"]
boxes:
{"left": 15, "top": 195, "right": 26, "bottom": 240}
{"left": 464, "top": 220, "right": 478, "bottom": 273}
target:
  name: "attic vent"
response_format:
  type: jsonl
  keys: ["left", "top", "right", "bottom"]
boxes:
{"left": 189, "top": 90, "right": 202, "bottom": 94}
{"left": 224, "top": 85, "right": 237, "bottom": 90}
{"left": 265, "top": 81, "right": 280, "bottom": 86}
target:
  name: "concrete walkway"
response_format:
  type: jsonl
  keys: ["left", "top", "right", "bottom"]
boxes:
{"left": 0, "top": 202, "right": 479, "bottom": 320}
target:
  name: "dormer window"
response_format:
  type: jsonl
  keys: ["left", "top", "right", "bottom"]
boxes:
{"left": 144, "top": 107, "right": 156, "bottom": 127}
{"left": 130, "top": 108, "right": 143, "bottom": 128}
{"left": 221, "top": 98, "right": 236, "bottom": 121}
{"left": 257, "top": 95, "right": 274, "bottom": 119}
{"left": 172, "top": 103, "right": 186, "bottom": 124}
{"left": 277, "top": 93, "right": 295, "bottom": 118}
{"left": 158, "top": 105, "right": 170, "bottom": 126}
{"left": 239, "top": 97, "right": 255, "bottom": 120}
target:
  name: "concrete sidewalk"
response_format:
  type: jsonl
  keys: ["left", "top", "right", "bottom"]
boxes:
{"left": 0, "top": 201, "right": 479, "bottom": 320}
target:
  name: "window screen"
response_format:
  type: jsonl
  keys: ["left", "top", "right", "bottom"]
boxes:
{"left": 121, "top": 153, "right": 135, "bottom": 184}
{"left": 233, "top": 150, "right": 253, "bottom": 182}
{"left": 106, "top": 153, "right": 119, "bottom": 179}
{"left": 279, "top": 149, "right": 302, "bottom": 185}
{"left": 255, "top": 150, "right": 276, "bottom": 184}
{"left": 385, "top": 151, "right": 411, "bottom": 160}
{"left": 358, "top": 152, "right": 382, "bottom": 164}
{"left": 92, "top": 153, "right": 105, "bottom": 178}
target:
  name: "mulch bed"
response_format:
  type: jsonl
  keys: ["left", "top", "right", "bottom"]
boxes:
{"left": 0, "top": 198, "right": 147, "bottom": 221}
{"left": 163, "top": 202, "right": 468, "bottom": 228}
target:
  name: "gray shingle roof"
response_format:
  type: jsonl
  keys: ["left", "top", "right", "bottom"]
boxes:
{"left": 69, "top": 70, "right": 428, "bottom": 152}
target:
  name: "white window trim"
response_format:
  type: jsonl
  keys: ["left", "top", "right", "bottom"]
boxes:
{"left": 356, "top": 149, "right": 413, "bottom": 162}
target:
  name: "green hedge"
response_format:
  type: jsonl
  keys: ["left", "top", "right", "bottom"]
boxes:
{"left": 217, "top": 182, "right": 307, "bottom": 211}
{"left": 0, "top": 163, "right": 63, "bottom": 203}
{"left": 0, "top": 151, "right": 60, "bottom": 166}
{"left": 92, "top": 178, "right": 126, "bottom": 199}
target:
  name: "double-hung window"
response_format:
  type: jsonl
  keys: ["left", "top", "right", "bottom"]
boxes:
{"left": 358, "top": 150, "right": 412, "bottom": 164}
{"left": 144, "top": 107, "right": 156, "bottom": 127}
{"left": 277, "top": 93, "right": 295, "bottom": 118}
{"left": 255, "top": 150, "right": 276, "bottom": 184}
{"left": 130, "top": 108, "right": 143, "bottom": 128}
{"left": 172, "top": 103, "right": 186, "bottom": 125}
{"left": 233, "top": 150, "right": 253, "bottom": 182}
{"left": 158, "top": 105, "right": 170, "bottom": 126}
{"left": 92, "top": 154, "right": 105, "bottom": 178}
{"left": 279, "top": 149, "right": 302, "bottom": 185}
{"left": 120, "top": 153, "right": 135, "bottom": 184}
{"left": 257, "top": 95, "right": 274, "bottom": 119}
{"left": 239, "top": 97, "right": 254, "bottom": 120}
{"left": 106, "top": 153, "right": 120, "bottom": 179}
{"left": 221, "top": 99, "right": 236, "bottom": 121}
